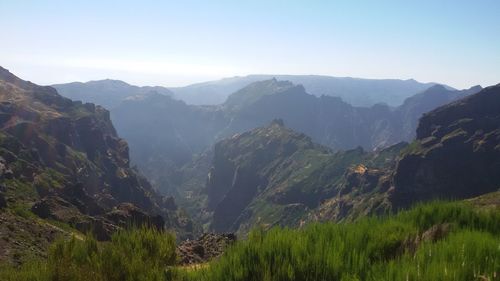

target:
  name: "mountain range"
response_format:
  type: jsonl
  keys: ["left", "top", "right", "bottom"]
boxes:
{"left": 53, "top": 75, "right": 450, "bottom": 107}
{"left": 1, "top": 65, "right": 499, "bottom": 264}
{"left": 168, "top": 75, "right": 450, "bottom": 106}
{"left": 177, "top": 83, "right": 500, "bottom": 234}
{"left": 101, "top": 79, "right": 479, "bottom": 197}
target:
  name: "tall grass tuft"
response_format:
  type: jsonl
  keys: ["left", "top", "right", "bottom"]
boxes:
{"left": 0, "top": 226, "right": 177, "bottom": 281}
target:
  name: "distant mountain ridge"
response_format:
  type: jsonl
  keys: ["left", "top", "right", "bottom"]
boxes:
{"left": 169, "top": 74, "right": 452, "bottom": 106}
{"left": 52, "top": 79, "right": 173, "bottom": 109}
{"left": 53, "top": 74, "right": 452, "bottom": 107}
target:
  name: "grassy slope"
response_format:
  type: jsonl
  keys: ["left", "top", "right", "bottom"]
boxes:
{"left": 1, "top": 199, "right": 499, "bottom": 281}
{"left": 180, "top": 201, "right": 500, "bottom": 281}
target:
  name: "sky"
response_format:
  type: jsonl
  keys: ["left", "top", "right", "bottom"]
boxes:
{"left": 0, "top": 0, "right": 499, "bottom": 88}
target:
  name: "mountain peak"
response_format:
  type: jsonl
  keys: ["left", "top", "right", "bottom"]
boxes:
{"left": 468, "top": 85, "right": 483, "bottom": 92}
{"left": 425, "top": 84, "right": 448, "bottom": 92}
{"left": 0, "top": 65, "right": 36, "bottom": 90}
{"left": 223, "top": 79, "right": 298, "bottom": 109}
{"left": 270, "top": 118, "right": 285, "bottom": 127}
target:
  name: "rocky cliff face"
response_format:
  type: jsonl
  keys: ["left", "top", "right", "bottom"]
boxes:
{"left": 391, "top": 84, "right": 500, "bottom": 208}
{"left": 0, "top": 67, "right": 191, "bottom": 264}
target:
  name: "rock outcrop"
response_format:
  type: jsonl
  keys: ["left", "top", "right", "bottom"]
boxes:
{"left": 177, "top": 233, "right": 236, "bottom": 265}
{"left": 391, "top": 84, "right": 500, "bottom": 208}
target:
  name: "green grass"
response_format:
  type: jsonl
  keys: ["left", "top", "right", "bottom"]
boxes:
{"left": 179, "top": 202, "right": 500, "bottom": 281}
{"left": 400, "top": 140, "right": 423, "bottom": 155}
{"left": 0, "top": 227, "right": 177, "bottom": 281}
{"left": 1, "top": 201, "right": 499, "bottom": 281}
{"left": 10, "top": 203, "right": 36, "bottom": 219}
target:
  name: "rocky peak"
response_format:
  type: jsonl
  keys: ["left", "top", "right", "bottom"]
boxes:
{"left": 416, "top": 84, "right": 500, "bottom": 139}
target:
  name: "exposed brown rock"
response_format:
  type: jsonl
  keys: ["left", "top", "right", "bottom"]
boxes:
{"left": 177, "top": 233, "right": 236, "bottom": 265}
{"left": 104, "top": 202, "right": 164, "bottom": 230}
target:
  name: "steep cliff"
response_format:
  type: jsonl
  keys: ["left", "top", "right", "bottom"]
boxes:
{"left": 391, "top": 84, "right": 500, "bottom": 208}
{"left": 0, "top": 67, "right": 192, "bottom": 264}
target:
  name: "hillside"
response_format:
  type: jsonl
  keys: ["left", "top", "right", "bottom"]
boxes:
{"left": 177, "top": 201, "right": 499, "bottom": 281}
{"left": 391, "top": 83, "right": 500, "bottom": 208}
{"left": 2, "top": 199, "right": 498, "bottom": 281}
{"left": 0, "top": 67, "right": 192, "bottom": 264}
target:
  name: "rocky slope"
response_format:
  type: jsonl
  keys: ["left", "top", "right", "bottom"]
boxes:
{"left": 0, "top": 67, "right": 191, "bottom": 264}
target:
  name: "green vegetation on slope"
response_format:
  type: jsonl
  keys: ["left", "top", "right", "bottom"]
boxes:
{"left": 1, "top": 201, "right": 499, "bottom": 281}
{"left": 0, "top": 227, "right": 177, "bottom": 281}
{"left": 180, "top": 201, "right": 500, "bottom": 281}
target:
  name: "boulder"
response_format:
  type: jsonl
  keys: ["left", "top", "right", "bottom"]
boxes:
{"left": 177, "top": 233, "right": 236, "bottom": 265}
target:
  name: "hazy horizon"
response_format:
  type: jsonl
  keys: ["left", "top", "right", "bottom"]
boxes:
{"left": 1, "top": 0, "right": 499, "bottom": 89}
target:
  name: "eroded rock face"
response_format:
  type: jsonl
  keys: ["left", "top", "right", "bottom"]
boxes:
{"left": 0, "top": 66, "right": 193, "bottom": 262}
{"left": 391, "top": 84, "right": 500, "bottom": 209}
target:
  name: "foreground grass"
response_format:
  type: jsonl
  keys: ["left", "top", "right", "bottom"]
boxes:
{"left": 0, "top": 227, "right": 177, "bottom": 281}
{"left": 1, "top": 201, "right": 499, "bottom": 281}
{"left": 180, "top": 202, "right": 500, "bottom": 281}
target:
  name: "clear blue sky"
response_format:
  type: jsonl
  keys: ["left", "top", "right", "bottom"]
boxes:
{"left": 0, "top": 0, "right": 499, "bottom": 88}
